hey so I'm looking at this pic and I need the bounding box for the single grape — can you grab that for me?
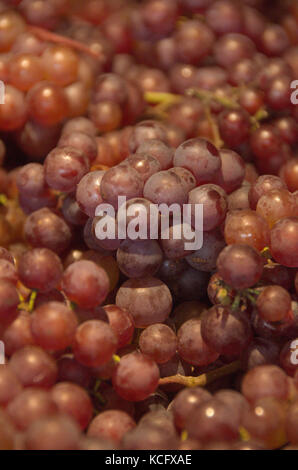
[116,277,172,328]
[51,382,93,430]
[117,239,163,279]
[87,410,136,444]
[270,217,298,268]
[31,302,78,351]
[112,352,160,402]
[62,260,109,309]
[174,138,221,185]
[25,414,81,450]
[73,320,117,368]
[178,318,220,366]
[44,146,89,193]
[201,305,252,356]
[217,244,264,289]
[18,248,63,293]
[224,209,270,251]
[188,184,227,231]
[144,170,187,206]
[9,346,58,389]
[139,324,177,364]
[24,208,72,254]
[7,388,57,431]
[241,365,290,403]
[256,285,292,323]
[186,398,239,443]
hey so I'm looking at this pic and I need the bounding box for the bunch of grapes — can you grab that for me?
[0,0,296,451]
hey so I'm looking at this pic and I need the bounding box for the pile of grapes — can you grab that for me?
[0,0,296,451]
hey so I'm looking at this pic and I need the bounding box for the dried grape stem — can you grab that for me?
[28,26,102,60]
[159,360,241,387]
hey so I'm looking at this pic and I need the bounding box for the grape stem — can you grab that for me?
[28,26,102,60]
[158,360,241,387]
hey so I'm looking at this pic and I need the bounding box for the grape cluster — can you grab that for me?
[0,0,296,452]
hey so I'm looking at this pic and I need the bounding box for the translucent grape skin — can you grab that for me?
[62,260,110,309]
[201,306,252,356]
[16,163,46,198]
[24,208,72,255]
[73,320,117,368]
[249,175,287,210]
[188,184,228,231]
[241,365,290,403]
[256,189,295,229]
[178,318,219,367]
[112,352,160,402]
[31,302,78,351]
[51,382,93,430]
[144,171,187,206]
[18,248,63,293]
[103,305,134,349]
[256,285,292,323]
[76,170,105,217]
[224,209,270,251]
[186,398,239,444]
[214,389,249,427]
[0,85,28,131]
[0,259,18,284]
[100,165,143,210]
[9,346,58,389]
[25,414,81,451]
[241,397,287,449]
[2,311,35,356]
[171,387,212,431]
[215,149,245,194]
[168,167,196,193]
[44,146,89,193]
[87,410,136,444]
[116,277,172,328]
[58,131,97,164]
[62,117,97,138]
[42,45,79,87]
[205,0,244,35]
[9,53,44,91]
[129,121,168,154]
[174,19,215,65]
[173,138,221,185]
[270,217,298,268]
[135,139,173,170]
[217,244,264,289]
[0,366,23,407]
[121,153,161,184]
[139,324,177,364]
[122,423,176,450]
[27,81,69,127]
[7,388,57,431]
[117,239,163,279]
